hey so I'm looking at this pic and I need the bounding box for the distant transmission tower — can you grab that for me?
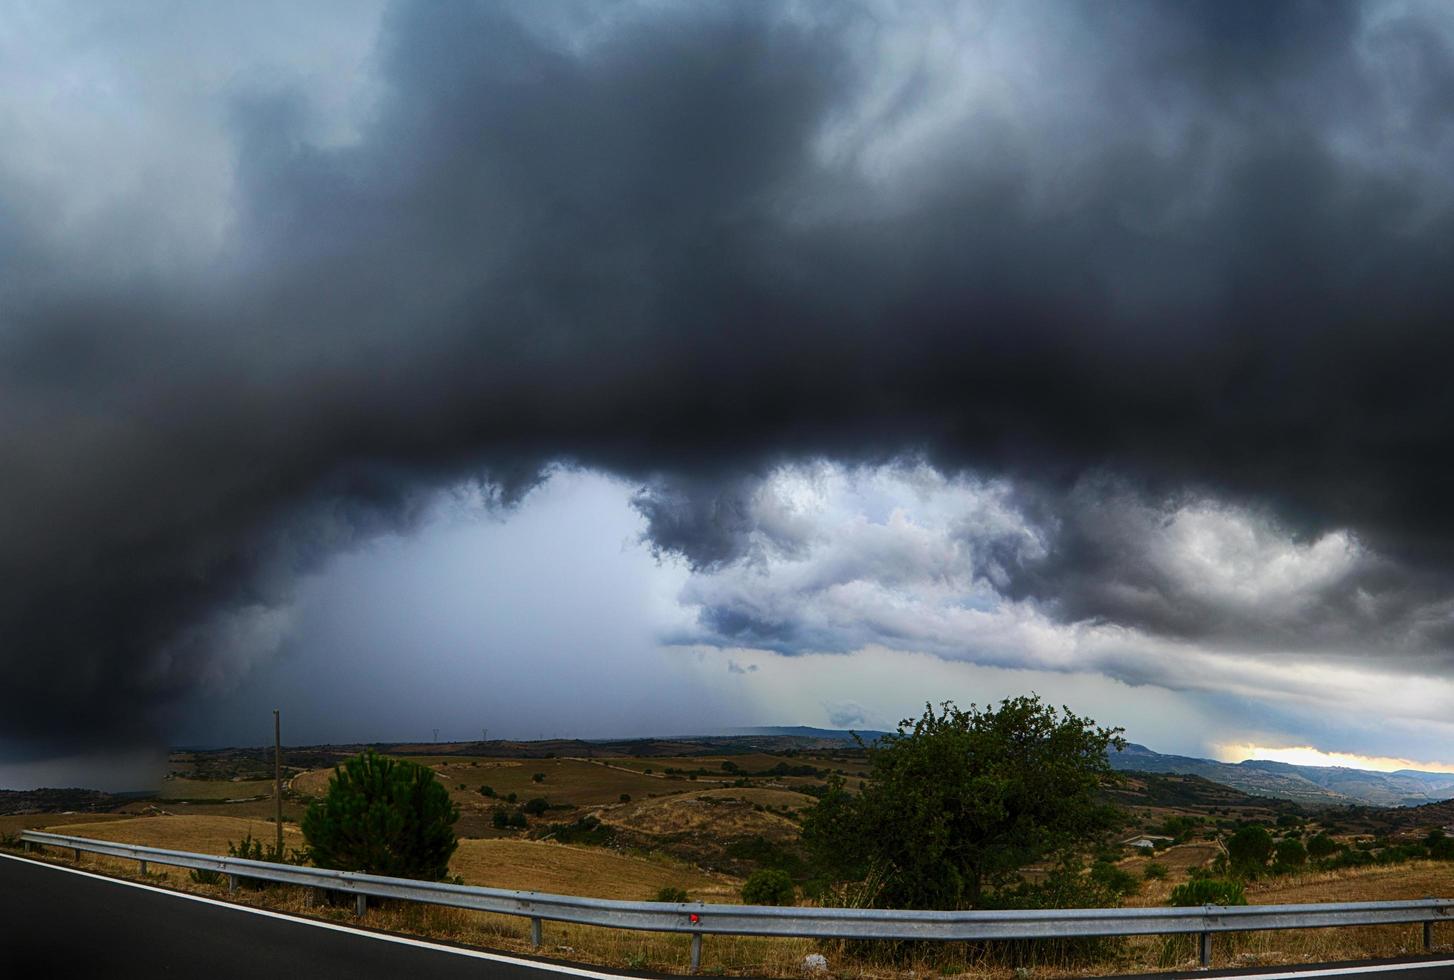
[433,728,439,743]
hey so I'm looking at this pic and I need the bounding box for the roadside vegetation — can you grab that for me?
[7,708,1454,976]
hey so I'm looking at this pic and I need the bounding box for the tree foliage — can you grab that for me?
[801,696,1125,909]
[302,750,459,880]
[741,869,797,906]
[1274,837,1307,869]
[1226,825,1274,876]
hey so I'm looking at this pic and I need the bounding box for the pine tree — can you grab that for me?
[302,750,459,880]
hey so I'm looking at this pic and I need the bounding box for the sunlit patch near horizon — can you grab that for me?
[1215,743,1454,775]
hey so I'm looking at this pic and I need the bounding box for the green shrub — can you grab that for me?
[1226,825,1273,876]
[1143,862,1169,881]
[1426,831,1454,861]
[1169,877,1246,907]
[532,773,546,783]
[619,794,631,803]
[1089,860,1139,896]
[302,750,459,880]
[228,831,306,865]
[479,785,496,798]
[984,861,1126,964]
[655,886,690,903]
[523,797,550,816]
[223,832,308,890]
[189,868,223,885]
[1274,838,1307,870]
[1306,833,1338,860]
[543,815,611,846]
[741,869,796,906]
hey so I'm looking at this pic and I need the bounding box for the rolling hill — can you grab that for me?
[1109,742,1454,807]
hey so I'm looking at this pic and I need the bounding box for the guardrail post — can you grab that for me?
[1425,919,1434,952]
[227,874,238,894]
[1199,930,1211,968]
[73,847,80,862]
[355,894,367,918]
[138,860,147,876]
[690,932,702,974]
[530,917,542,948]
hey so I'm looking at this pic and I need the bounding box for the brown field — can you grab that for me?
[602,753,790,774]
[291,768,340,797]
[155,777,276,801]
[450,838,738,901]
[44,814,303,856]
[600,788,810,842]
[1119,841,1222,876]
[117,797,310,823]
[1252,861,1454,904]
[294,757,676,812]
[0,812,133,836]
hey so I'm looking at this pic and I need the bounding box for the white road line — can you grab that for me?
[1161,958,1454,980]
[0,852,634,979]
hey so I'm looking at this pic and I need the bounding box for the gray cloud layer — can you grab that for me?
[4,1,1454,757]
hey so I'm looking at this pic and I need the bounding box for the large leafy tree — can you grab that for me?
[302,750,459,880]
[802,696,1125,909]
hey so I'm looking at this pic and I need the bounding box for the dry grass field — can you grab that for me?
[450,838,738,901]
[115,796,310,823]
[1118,841,1222,876]
[0,812,132,836]
[599,788,810,842]
[294,756,675,813]
[603,753,790,774]
[155,776,275,801]
[44,814,304,856]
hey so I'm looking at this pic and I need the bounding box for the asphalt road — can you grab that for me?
[4,852,1454,980]
[1101,954,1454,979]
[0,852,647,979]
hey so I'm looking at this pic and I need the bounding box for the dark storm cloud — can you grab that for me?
[5,0,1454,756]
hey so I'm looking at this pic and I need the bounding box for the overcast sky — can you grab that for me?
[6,1,1454,789]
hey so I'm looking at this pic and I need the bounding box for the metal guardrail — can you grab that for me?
[18,830,1454,972]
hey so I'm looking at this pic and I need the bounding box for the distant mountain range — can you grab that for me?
[720,726,890,742]
[1109,743,1454,808]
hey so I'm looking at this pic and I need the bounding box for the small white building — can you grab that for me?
[1124,835,1174,851]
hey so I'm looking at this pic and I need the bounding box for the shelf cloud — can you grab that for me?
[4,1,1454,763]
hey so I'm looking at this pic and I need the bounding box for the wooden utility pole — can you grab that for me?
[273,709,283,858]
